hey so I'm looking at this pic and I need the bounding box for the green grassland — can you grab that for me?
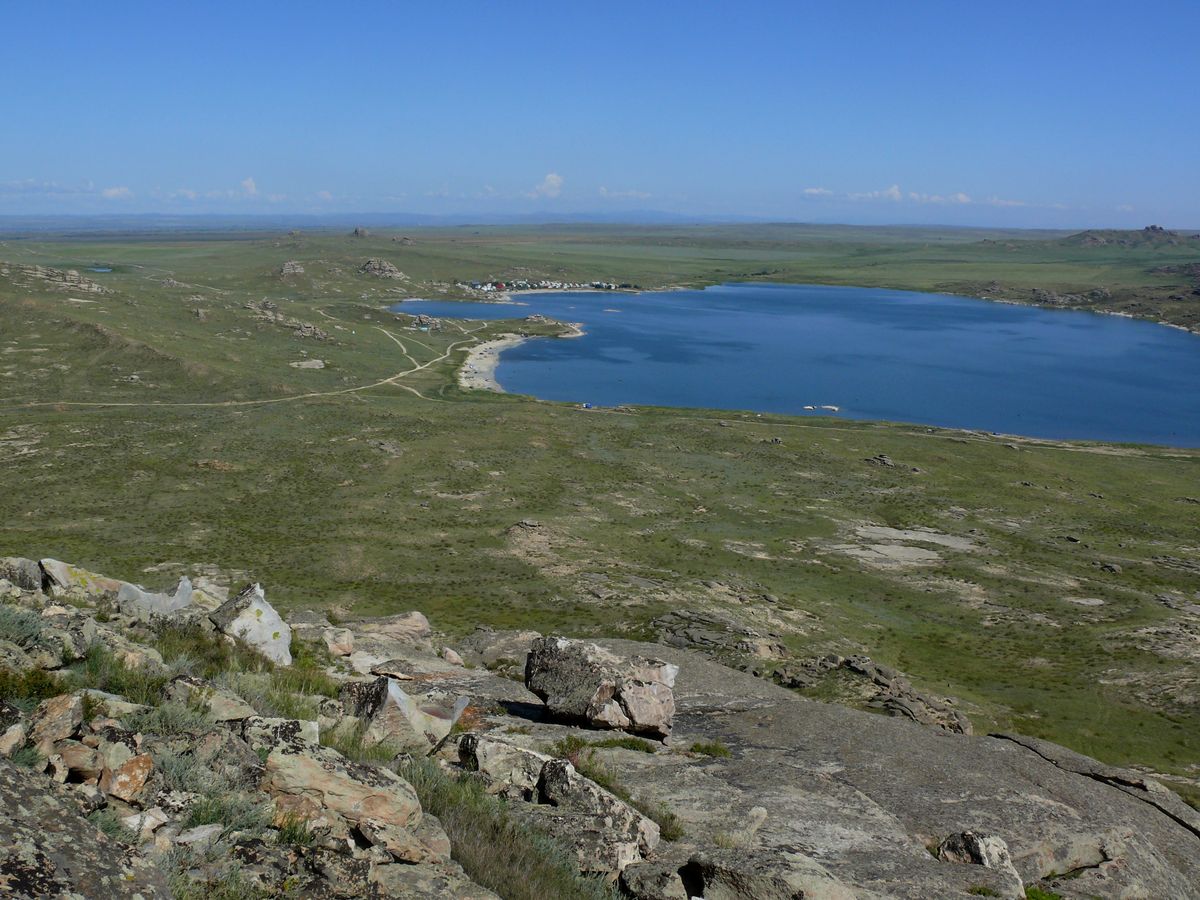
[1,224,1198,790]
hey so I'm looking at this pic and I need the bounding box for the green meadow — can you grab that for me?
[1,223,1198,792]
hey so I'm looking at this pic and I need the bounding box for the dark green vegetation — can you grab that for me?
[2,224,1198,793]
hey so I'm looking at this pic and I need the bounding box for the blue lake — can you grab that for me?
[395,283,1200,446]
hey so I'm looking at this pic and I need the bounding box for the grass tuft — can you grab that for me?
[398,757,617,900]
[689,740,732,758]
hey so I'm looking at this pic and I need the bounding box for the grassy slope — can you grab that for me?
[1,225,1198,782]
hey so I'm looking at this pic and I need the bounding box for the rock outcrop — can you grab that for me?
[359,258,405,279]
[525,636,678,738]
[2,557,1199,899]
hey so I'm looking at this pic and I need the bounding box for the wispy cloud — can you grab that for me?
[529,172,563,198]
[170,188,198,201]
[983,196,1026,208]
[315,190,333,201]
[101,186,132,199]
[599,186,651,200]
[0,179,95,196]
[849,184,903,202]
[240,177,258,197]
[908,190,971,205]
[802,187,833,196]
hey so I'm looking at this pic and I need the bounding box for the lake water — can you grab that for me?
[394,283,1200,446]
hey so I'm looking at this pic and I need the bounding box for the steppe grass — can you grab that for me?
[399,757,618,900]
[1,225,1198,783]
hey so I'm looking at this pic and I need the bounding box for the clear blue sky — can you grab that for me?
[3,1,1197,227]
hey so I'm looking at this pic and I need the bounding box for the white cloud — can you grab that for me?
[171,188,198,201]
[266,193,287,203]
[802,187,833,196]
[316,190,333,201]
[850,184,903,202]
[599,186,651,200]
[1116,203,1134,212]
[908,190,972,205]
[983,196,1026,208]
[101,186,132,199]
[240,177,258,196]
[530,172,563,198]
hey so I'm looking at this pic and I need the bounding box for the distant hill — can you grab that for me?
[1061,224,1200,248]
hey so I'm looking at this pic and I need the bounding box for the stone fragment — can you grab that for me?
[525,637,677,738]
[209,583,293,665]
[937,831,1024,898]
[259,742,432,862]
[30,693,83,752]
[323,626,354,657]
[441,647,464,666]
[174,823,224,848]
[0,723,27,757]
[103,752,155,803]
[458,733,552,801]
[122,806,170,838]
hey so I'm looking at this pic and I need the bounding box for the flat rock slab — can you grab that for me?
[0,759,170,898]
[592,638,1200,900]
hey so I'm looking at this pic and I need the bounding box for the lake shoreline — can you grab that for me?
[459,322,585,392]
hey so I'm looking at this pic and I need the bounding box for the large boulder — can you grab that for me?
[259,739,442,863]
[525,637,678,738]
[209,583,292,665]
[39,558,125,597]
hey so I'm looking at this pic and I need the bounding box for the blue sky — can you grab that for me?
[3,1,1197,227]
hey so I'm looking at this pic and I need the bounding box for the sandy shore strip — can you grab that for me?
[459,323,586,392]
[458,334,528,392]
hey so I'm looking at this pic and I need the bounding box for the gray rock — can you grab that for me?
[209,583,292,665]
[117,576,193,618]
[680,849,856,900]
[458,732,551,801]
[525,636,678,738]
[0,759,170,897]
[0,557,43,592]
[937,831,1023,898]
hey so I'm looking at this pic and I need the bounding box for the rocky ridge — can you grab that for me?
[0,555,1198,899]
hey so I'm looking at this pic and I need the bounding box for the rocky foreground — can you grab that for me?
[0,557,1198,899]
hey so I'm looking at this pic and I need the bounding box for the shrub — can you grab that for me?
[0,604,45,648]
[274,813,315,848]
[66,645,167,706]
[9,745,44,768]
[154,624,272,680]
[0,667,63,710]
[124,701,211,735]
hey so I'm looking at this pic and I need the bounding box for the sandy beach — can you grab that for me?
[459,324,585,392]
[458,334,528,391]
